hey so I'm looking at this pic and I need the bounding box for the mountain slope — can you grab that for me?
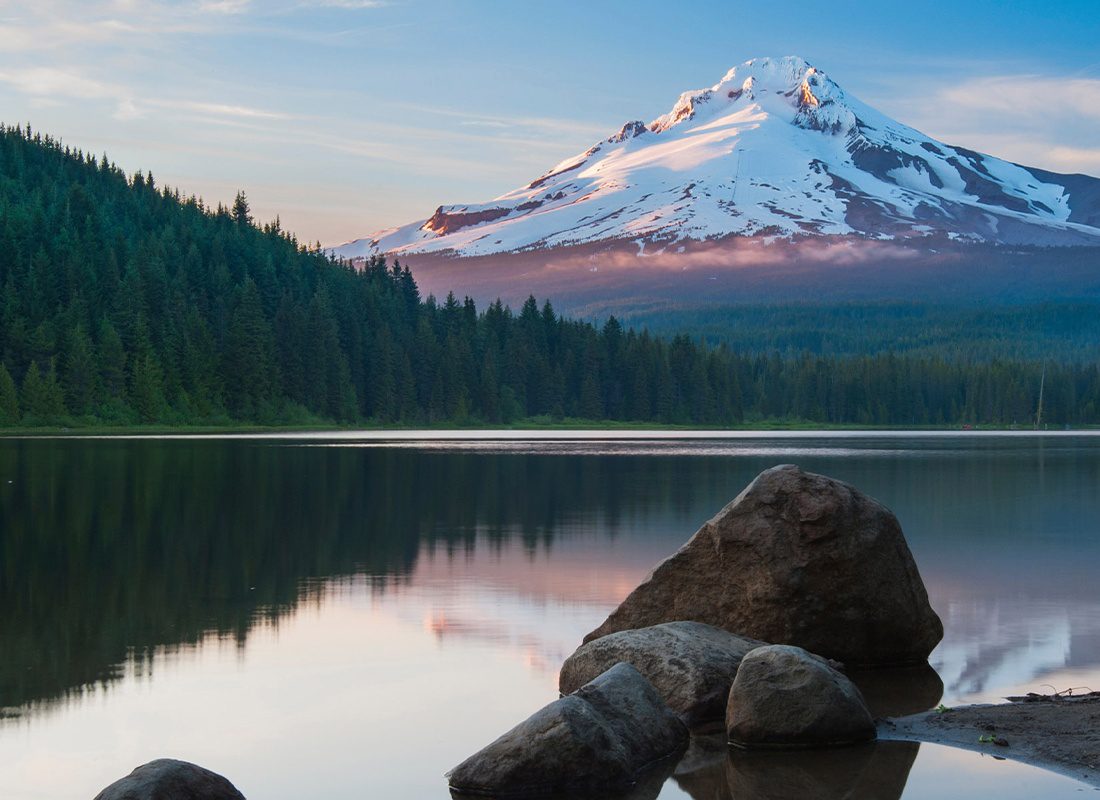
[336,56,1100,259]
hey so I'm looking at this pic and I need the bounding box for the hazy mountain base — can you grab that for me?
[394,237,1100,315]
[394,238,1100,361]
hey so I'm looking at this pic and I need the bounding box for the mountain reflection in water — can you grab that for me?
[1,434,1099,799]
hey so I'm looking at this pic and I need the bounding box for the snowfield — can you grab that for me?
[335,56,1100,260]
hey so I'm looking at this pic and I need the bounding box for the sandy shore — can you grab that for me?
[880,693,1100,788]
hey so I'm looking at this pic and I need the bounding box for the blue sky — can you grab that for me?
[1,0,1098,244]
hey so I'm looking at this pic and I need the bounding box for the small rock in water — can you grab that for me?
[726,644,876,748]
[584,465,943,667]
[92,759,245,800]
[560,621,766,728]
[448,662,688,797]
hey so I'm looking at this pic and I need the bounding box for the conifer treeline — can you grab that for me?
[1,123,1098,428]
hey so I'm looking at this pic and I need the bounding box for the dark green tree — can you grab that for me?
[0,363,19,425]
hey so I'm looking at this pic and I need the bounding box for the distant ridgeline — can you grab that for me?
[0,124,1098,428]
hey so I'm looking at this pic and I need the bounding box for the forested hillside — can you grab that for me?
[1,124,1098,428]
[614,301,1100,361]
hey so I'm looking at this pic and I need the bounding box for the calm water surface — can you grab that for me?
[1,432,1098,799]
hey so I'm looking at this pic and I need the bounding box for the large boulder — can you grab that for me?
[448,662,688,797]
[559,621,766,728]
[93,759,245,800]
[584,465,943,666]
[725,645,876,748]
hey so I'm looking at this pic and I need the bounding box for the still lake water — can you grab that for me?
[1,432,1099,799]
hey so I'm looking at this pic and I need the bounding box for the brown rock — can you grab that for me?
[559,621,766,728]
[584,465,942,667]
[726,645,876,748]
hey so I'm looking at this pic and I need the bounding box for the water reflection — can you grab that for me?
[3,435,1100,714]
[673,737,919,800]
[1,434,1099,798]
[848,665,945,718]
[663,737,1094,800]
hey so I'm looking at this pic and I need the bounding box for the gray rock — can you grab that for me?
[92,759,245,800]
[584,465,943,667]
[447,662,688,797]
[726,645,876,748]
[560,621,766,728]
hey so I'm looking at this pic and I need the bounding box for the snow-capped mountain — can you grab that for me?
[335,56,1100,260]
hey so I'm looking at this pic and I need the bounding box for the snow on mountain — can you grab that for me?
[335,56,1100,259]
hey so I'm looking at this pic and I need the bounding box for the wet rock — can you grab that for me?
[93,759,245,800]
[450,755,677,800]
[447,663,688,797]
[560,621,766,728]
[584,465,943,666]
[726,645,876,748]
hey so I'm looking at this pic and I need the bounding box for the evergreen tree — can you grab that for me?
[63,324,98,415]
[223,279,276,416]
[131,352,166,423]
[21,361,67,423]
[231,191,252,226]
[97,318,127,402]
[0,363,18,425]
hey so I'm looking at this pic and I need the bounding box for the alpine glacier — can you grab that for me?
[335,56,1100,259]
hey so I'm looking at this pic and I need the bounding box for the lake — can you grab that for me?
[1,432,1099,799]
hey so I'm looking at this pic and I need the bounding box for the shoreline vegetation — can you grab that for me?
[2,420,1099,437]
[4,126,1100,434]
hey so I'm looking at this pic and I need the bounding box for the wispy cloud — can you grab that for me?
[0,67,124,100]
[0,3,221,51]
[400,102,612,141]
[174,101,290,120]
[874,71,1100,177]
[299,0,387,7]
[0,66,291,124]
[458,120,511,129]
[937,75,1100,122]
[0,0,390,54]
[1046,146,1100,171]
[197,0,251,13]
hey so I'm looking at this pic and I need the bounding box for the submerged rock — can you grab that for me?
[447,662,688,797]
[560,621,766,728]
[584,465,943,666]
[726,645,876,748]
[92,759,245,800]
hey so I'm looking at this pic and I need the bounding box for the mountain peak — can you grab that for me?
[334,56,1100,259]
[719,55,817,87]
[649,55,853,135]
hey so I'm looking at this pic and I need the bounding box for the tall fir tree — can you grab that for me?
[0,363,19,425]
